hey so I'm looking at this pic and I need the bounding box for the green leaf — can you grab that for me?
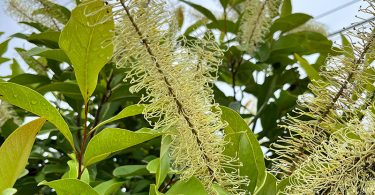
[156,135,172,188]
[94,179,124,195]
[36,82,82,99]
[113,165,149,177]
[2,188,17,195]
[27,47,70,63]
[15,48,47,75]
[294,53,322,81]
[165,177,207,195]
[62,159,90,184]
[255,172,277,195]
[270,13,312,33]
[39,179,99,195]
[8,74,50,86]
[271,32,332,55]
[206,20,238,33]
[91,104,145,132]
[219,0,229,8]
[149,184,160,195]
[0,118,46,191]
[276,177,290,195]
[280,0,292,17]
[32,1,71,24]
[146,158,159,174]
[59,1,114,102]
[180,0,217,22]
[184,19,208,35]
[0,82,75,149]
[0,39,10,56]
[10,59,24,76]
[19,22,50,32]
[212,185,230,195]
[0,57,9,64]
[341,34,355,59]
[220,106,266,193]
[84,128,160,166]
[28,32,60,48]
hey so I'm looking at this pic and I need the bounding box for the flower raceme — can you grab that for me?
[81,0,248,193]
[0,101,20,128]
[238,0,280,54]
[4,0,69,30]
[272,0,375,193]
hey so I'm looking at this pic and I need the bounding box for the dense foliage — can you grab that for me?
[0,0,374,194]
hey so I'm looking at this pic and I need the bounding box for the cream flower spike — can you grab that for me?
[238,0,280,54]
[272,0,375,193]
[4,0,66,30]
[85,0,249,193]
[0,101,20,128]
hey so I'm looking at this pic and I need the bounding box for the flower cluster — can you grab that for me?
[4,0,68,30]
[0,101,20,129]
[86,0,249,193]
[238,0,280,53]
[272,1,375,193]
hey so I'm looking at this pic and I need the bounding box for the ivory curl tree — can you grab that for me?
[0,0,374,194]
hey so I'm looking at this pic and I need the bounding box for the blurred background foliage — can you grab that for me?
[0,0,336,194]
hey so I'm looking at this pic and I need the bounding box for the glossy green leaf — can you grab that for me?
[255,172,277,195]
[84,128,160,166]
[32,1,71,24]
[39,179,99,195]
[341,34,355,59]
[219,0,229,8]
[0,39,10,56]
[15,48,47,75]
[28,32,60,48]
[36,82,82,99]
[165,177,207,195]
[0,118,46,191]
[270,13,312,33]
[91,104,145,132]
[146,158,159,174]
[207,20,238,33]
[272,32,332,55]
[27,47,70,63]
[180,0,217,22]
[156,135,172,188]
[280,0,292,17]
[10,59,24,76]
[220,106,266,193]
[0,57,9,64]
[212,185,230,195]
[149,184,160,195]
[1,188,17,195]
[94,179,124,195]
[8,74,50,85]
[184,19,208,35]
[276,177,290,195]
[62,159,90,184]
[0,82,75,149]
[59,1,114,102]
[19,22,50,32]
[113,165,149,177]
[294,53,322,81]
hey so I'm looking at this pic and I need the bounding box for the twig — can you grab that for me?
[77,102,89,179]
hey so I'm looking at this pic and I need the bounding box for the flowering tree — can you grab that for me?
[0,0,374,194]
